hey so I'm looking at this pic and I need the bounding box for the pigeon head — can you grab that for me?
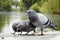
[27,10,37,17]
[16,25,23,32]
[27,10,38,22]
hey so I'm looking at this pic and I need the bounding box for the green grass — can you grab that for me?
[0,13,10,32]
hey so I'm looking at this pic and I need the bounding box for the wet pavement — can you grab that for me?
[0,31,60,40]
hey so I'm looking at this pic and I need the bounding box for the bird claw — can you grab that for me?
[41,34,44,35]
[32,32,36,35]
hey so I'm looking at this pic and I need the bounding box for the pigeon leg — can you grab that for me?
[20,31,22,34]
[32,29,36,35]
[41,29,43,35]
[34,29,35,33]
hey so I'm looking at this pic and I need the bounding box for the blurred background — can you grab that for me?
[0,0,60,33]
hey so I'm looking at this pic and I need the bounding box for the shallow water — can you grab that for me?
[0,12,24,33]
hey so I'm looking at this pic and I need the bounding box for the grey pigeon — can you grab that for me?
[27,10,57,35]
[12,20,36,35]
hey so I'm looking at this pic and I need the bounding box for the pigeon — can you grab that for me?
[12,20,36,35]
[27,10,57,35]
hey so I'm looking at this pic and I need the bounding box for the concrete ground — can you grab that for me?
[0,31,60,40]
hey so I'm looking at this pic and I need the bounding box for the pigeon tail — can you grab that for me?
[49,23,57,30]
